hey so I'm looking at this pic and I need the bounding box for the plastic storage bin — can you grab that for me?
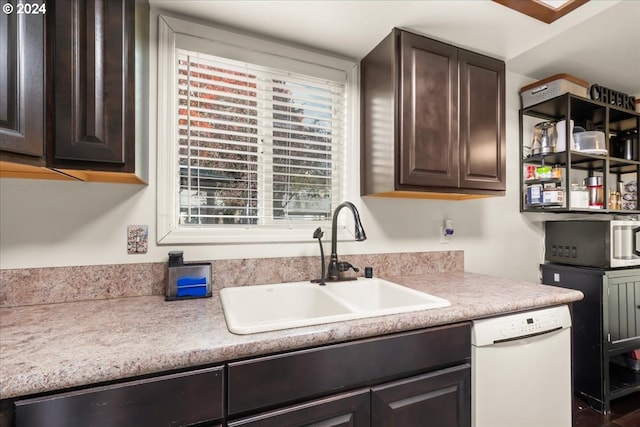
[520,74,588,108]
[573,131,606,154]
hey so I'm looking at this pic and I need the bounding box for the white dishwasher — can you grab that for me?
[472,305,572,427]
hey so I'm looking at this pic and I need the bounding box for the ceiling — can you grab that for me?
[148,0,640,96]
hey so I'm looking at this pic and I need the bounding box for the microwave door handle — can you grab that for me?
[634,227,640,256]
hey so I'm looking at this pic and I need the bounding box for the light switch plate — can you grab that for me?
[128,225,148,254]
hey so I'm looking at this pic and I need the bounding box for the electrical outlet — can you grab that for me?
[439,225,449,244]
[440,219,454,244]
[127,225,148,254]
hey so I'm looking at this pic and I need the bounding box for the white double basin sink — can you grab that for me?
[219,278,450,334]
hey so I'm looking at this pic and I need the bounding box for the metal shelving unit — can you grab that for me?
[520,93,640,214]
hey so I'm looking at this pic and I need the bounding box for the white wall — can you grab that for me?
[0,6,549,285]
[0,69,547,282]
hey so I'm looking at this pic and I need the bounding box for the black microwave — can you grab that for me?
[545,220,640,268]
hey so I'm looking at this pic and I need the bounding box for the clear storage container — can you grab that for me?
[574,131,606,154]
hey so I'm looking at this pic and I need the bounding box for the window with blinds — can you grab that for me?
[176,50,346,227]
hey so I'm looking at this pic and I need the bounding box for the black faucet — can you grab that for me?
[312,201,366,284]
[328,201,366,280]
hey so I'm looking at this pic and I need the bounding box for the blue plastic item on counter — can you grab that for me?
[177,276,207,287]
[175,276,208,297]
[176,285,208,298]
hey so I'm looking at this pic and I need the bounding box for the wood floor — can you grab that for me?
[574,392,640,427]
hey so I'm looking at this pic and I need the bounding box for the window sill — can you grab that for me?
[157,225,354,245]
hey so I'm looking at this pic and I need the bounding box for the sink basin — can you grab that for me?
[325,279,450,314]
[220,278,450,334]
[219,282,356,334]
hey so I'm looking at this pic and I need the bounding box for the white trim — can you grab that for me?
[345,62,361,202]
[158,15,353,81]
[159,225,355,245]
[157,16,178,242]
[156,14,357,244]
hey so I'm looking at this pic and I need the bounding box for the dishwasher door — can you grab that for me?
[472,306,572,427]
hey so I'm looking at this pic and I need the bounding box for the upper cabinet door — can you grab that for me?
[398,31,459,189]
[458,50,505,191]
[49,0,134,171]
[0,2,45,161]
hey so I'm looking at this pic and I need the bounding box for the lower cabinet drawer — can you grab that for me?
[14,366,224,427]
[228,323,470,416]
[228,389,371,427]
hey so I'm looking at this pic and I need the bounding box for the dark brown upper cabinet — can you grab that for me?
[0,2,61,179]
[0,3,45,160]
[48,0,134,170]
[361,28,505,199]
[0,0,147,184]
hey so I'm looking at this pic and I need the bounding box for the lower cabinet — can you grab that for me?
[542,264,640,413]
[3,323,471,427]
[228,323,471,427]
[371,364,470,426]
[13,366,224,427]
[228,363,470,427]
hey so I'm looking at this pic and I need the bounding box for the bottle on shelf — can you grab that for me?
[586,176,604,209]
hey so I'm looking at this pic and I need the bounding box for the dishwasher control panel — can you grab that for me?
[471,305,572,346]
[497,312,560,340]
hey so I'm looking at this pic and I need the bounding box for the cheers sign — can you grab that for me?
[590,84,636,111]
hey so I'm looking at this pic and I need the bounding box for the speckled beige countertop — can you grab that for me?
[0,272,583,400]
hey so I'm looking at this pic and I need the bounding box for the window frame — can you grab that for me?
[156,15,358,244]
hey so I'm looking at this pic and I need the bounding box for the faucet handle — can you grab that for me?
[338,262,360,273]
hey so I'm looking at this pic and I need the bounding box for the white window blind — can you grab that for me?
[176,50,346,227]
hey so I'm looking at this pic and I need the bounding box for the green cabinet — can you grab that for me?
[542,264,640,412]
